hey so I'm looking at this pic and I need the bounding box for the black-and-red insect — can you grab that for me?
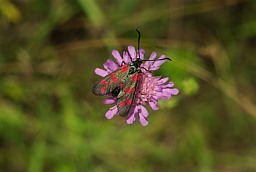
[92,30,171,117]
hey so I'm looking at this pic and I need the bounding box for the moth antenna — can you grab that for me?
[141,57,172,62]
[141,66,150,72]
[136,29,141,60]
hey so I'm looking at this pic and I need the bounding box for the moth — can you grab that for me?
[92,30,171,117]
[92,58,143,117]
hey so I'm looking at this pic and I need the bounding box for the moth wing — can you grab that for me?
[92,64,129,95]
[92,73,116,95]
[116,73,140,117]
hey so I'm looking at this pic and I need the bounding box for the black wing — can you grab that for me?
[92,64,130,95]
[116,72,140,117]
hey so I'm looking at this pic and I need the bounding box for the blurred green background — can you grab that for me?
[1,0,256,171]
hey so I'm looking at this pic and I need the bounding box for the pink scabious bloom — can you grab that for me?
[94,46,179,126]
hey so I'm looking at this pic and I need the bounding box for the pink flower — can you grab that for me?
[94,46,179,126]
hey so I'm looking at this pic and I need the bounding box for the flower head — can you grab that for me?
[94,46,179,126]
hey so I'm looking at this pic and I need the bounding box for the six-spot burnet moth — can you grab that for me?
[92,30,171,117]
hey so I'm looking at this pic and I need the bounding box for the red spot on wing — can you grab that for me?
[112,78,117,83]
[101,80,107,85]
[126,99,132,105]
[118,82,124,87]
[101,86,106,93]
[111,73,117,83]
[125,88,130,93]
[119,101,126,107]
[132,73,139,82]
[121,64,128,73]
[124,87,135,93]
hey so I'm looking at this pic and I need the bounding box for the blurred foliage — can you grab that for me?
[0,0,21,23]
[1,0,256,171]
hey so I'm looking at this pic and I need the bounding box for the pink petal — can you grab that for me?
[138,49,145,60]
[149,101,159,110]
[144,51,157,69]
[105,106,118,119]
[163,82,174,87]
[127,105,138,123]
[155,91,163,97]
[112,50,123,65]
[162,88,179,98]
[171,88,179,95]
[126,114,136,124]
[153,96,159,100]
[139,113,148,126]
[103,97,116,104]
[149,51,157,60]
[95,68,108,77]
[133,105,139,114]
[161,91,171,99]
[154,86,162,92]
[151,55,167,70]
[103,59,118,71]
[158,77,169,84]
[128,46,136,61]
[140,105,149,117]
[123,51,130,63]
[154,76,161,81]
